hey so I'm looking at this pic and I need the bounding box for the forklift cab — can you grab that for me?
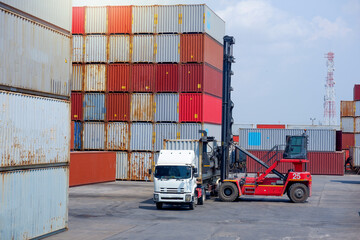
[283,135,308,160]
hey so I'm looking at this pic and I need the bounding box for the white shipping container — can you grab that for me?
[72,35,84,62]
[130,123,153,151]
[156,5,179,33]
[132,35,154,62]
[85,35,107,63]
[83,122,105,150]
[84,64,106,91]
[132,6,155,33]
[154,123,178,151]
[0,10,71,97]
[179,123,202,139]
[1,0,72,31]
[109,35,130,62]
[72,65,83,91]
[0,91,70,167]
[116,152,129,180]
[0,167,69,240]
[155,34,180,63]
[85,6,107,34]
[107,122,129,150]
[341,117,354,133]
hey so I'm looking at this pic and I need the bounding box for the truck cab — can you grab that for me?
[153,150,200,210]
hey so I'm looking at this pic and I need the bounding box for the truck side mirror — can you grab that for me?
[148,169,152,175]
[193,168,198,174]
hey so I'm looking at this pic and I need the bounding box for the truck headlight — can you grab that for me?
[153,194,159,201]
[185,194,191,202]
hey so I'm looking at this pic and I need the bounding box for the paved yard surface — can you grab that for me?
[48,175,360,240]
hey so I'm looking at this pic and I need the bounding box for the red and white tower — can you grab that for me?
[324,52,336,125]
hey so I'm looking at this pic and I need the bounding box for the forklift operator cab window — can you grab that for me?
[283,135,307,159]
[154,166,192,180]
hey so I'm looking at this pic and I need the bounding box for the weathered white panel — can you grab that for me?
[156,5,179,33]
[83,122,105,150]
[155,34,180,63]
[107,122,129,150]
[109,35,130,62]
[132,35,154,62]
[72,35,84,62]
[85,35,107,63]
[72,64,83,91]
[84,64,106,91]
[132,6,155,33]
[85,6,107,34]
[116,152,129,180]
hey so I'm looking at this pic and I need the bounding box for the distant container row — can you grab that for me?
[72,5,225,44]
[71,92,221,123]
[72,63,222,97]
[71,121,221,151]
[72,34,222,69]
[341,133,360,149]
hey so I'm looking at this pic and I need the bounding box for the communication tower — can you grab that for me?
[324,52,336,125]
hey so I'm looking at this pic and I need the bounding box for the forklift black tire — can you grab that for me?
[156,202,163,209]
[198,192,206,205]
[288,183,309,203]
[219,182,239,202]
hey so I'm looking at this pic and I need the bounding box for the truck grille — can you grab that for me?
[160,188,184,193]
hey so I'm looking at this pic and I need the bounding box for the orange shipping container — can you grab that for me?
[180,34,223,71]
[340,101,355,117]
[108,6,132,34]
[69,152,116,187]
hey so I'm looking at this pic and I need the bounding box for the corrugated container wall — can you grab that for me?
[156,5,179,33]
[179,123,202,139]
[132,6,155,33]
[85,35,107,63]
[85,6,107,34]
[154,93,179,122]
[341,117,354,133]
[354,84,360,101]
[130,123,153,151]
[0,167,69,240]
[131,64,155,92]
[84,64,106,91]
[129,152,153,181]
[72,35,84,62]
[83,93,106,121]
[203,123,221,142]
[109,35,130,62]
[0,10,71,97]
[108,6,132,34]
[107,93,130,121]
[131,93,154,122]
[71,92,83,121]
[350,147,360,166]
[340,101,355,117]
[355,134,360,147]
[342,133,354,149]
[354,117,360,133]
[154,123,178,151]
[2,0,72,31]
[108,64,130,92]
[355,101,360,116]
[155,34,180,63]
[0,91,70,167]
[116,152,129,179]
[132,35,154,62]
[72,64,83,91]
[106,122,129,150]
[155,64,179,92]
[83,122,105,150]
[72,7,85,34]
[73,122,82,150]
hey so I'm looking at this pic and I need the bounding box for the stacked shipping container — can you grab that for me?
[71,4,225,181]
[0,0,71,239]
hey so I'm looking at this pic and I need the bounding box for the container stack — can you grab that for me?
[0,1,71,239]
[70,5,225,181]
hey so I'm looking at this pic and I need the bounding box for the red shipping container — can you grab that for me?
[179,93,222,124]
[106,93,130,121]
[108,64,130,92]
[233,136,239,142]
[70,152,116,187]
[108,6,132,34]
[257,124,286,129]
[155,64,179,92]
[246,151,345,175]
[72,7,85,34]
[180,63,222,98]
[131,64,155,92]
[180,34,223,71]
[71,92,83,121]
[354,84,360,101]
[71,121,74,150]
[342,133,354,149]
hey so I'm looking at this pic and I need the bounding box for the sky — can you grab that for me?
[73,0,360,125]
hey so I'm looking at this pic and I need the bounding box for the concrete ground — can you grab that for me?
[48,175,360,240]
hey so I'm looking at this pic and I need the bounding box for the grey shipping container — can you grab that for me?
[155,34,180,63]
[355,134,360,147]
[132,6,155,33]
[356,101,360,117]
[109,35,131,62]
[179,123,202,139]
[83,93,106,121]
[132,35,154,62]
[0,167,69,240]
[72,35,84,62]
[129,152,153,181]
[154,123,178,151]
[116,152,129,180]
[203,123,221,141]
[341,117,354,133]
[349,147,360,167]
[154,93,179,122]
[156,5,179,33]
[85,6,107,34]
[130,123,153,151]
[131,93,154,122]
[0,91,70,167]
[83,122,105,150]
[85,35,107,63]
[72,64,83,91]
[107,122,129,150]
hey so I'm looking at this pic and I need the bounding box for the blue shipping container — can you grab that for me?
[83,93,106,120]
[74,122,82,150]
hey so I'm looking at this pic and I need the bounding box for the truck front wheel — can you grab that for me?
[219,182,239,202]
[288,183,309,203]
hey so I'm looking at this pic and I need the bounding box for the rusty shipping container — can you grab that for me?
[106,93,130,121]
[132,6,155,33]
[131,64,155,92]
[85,35,107,63]
[154,123,178,151]
[85,6,107,34]
[180,34,223,71]
[72,7,85,34]
[72,35,84,63]
[354,84,360,101]
[83,122,105,150]
[108,6,132,34]
[109,35,131,62]
[132,35,154,62]
[156,5,179,33]
[130,123,153,151]
[116,151,129,180]
[72,64,83,91]
[130,93,154,122]
[129,152,153,181]
[84,64,106,92]
[154,93,179,122]
[155,34,180,63]
[83,93,106,121]
[70,152,116,186]
[108,64,130,92]
[71,92,83,121]
[155,64,179,92]
[106,122,129,151]
[179,93,222,124]
[0,91,70,167]
[340,101,355,117]
[0,167,69,240]
[342,133,354,149]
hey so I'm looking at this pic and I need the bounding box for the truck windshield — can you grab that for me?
[154,166,192,179]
